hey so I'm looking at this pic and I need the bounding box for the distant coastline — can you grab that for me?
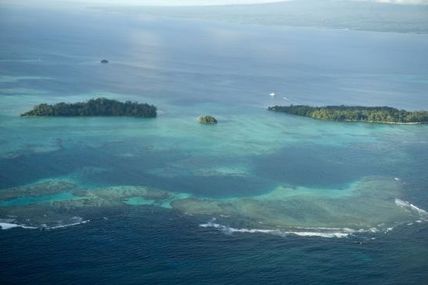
[268,105,428,124]
[21,98,157,118]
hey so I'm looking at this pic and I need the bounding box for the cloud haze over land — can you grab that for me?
[2,0,427,34]
[2,0,428,7]
[0,0,288,6]
[373,0,428,3]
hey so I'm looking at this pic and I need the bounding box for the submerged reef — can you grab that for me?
[199,115,218,125]
[21,98,157,118]
[268,105,428,124]
[0,180,181,228]
[171,177,427,230]
[0,177,426,236]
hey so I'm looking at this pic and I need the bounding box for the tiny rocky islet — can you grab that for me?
[198,115,218,125]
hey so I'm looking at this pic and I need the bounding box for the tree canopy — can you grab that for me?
[268,105,428,124]
[21,98,157,118]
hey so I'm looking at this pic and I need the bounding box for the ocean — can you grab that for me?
[1,3,428,284]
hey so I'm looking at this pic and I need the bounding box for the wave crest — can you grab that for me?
[0,217,90,230]
[200,220,354,238]
[395,198,428,217]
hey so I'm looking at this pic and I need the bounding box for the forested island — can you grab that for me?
[268,105,428,124]
[21,98,157,118]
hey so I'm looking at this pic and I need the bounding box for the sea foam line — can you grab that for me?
[42,219,90,230]
[395,198,428,217]
[0,222,37,230]
[200,220,353,238]
[0,217,90,230]
[200,199,428,238]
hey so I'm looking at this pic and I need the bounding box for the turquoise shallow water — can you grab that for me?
[1,4,428,284]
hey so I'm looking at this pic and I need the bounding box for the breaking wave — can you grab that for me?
[200,219,355,238]
[395,198,428,218]
[0,222,37,230]
[199,199,428,240]
[0,217,90,231]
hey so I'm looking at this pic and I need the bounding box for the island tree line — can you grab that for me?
[21,98,157,118]
[268,105,428,124]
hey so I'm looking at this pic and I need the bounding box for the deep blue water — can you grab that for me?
[1,209,428,285]
[1,4,428,285]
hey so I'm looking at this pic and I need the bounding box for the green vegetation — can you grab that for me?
[21,98,157,118]
[199,115,218,125]
[268,105,428,124]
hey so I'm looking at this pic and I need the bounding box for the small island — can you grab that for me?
[21,98,157,118]
[199,115,218,125]
[100,59,109,64]
[268,105,428,124]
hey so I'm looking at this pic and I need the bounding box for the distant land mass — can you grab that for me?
[109,0,428,34]
[268,105,428,124]
[21,98,157,118]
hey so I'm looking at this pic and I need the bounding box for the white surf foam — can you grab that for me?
[200,220,353,238]
[288,231,350,238]
[42,217,90,230]
[0,217,90,230]
[0,222,37,230]
[45,220,90,229]
[395,198,428,217]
